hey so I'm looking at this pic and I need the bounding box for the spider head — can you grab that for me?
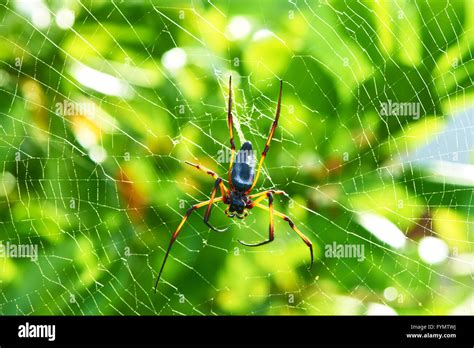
[226,192,250,219]
[225,206,249,219]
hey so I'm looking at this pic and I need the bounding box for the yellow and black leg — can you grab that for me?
[203,178,228,232]
[247,80,283,193]
[238,191,275,247]
[185,161,228,198]
[238,189,314,268]
[154,196,224,291]
[249,189,287,204]
[227,76,236,189]
[253,201,314,269]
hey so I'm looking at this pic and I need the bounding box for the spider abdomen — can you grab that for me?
[231,141,255,192]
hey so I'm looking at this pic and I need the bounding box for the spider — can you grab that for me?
[154,77,313,291]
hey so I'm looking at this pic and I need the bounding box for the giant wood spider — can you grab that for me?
[155,77,313,291]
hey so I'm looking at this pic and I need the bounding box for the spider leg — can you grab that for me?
[238,191,274,247]
[185,161,228,197]
[154,196,224,292]
[227,76,236,189]
[249,189,287,204]
[237,190,287,244]
[242,201,314,269]
[203,178,229,233]
[246,80,283,194]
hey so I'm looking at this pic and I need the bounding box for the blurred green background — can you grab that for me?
[0,0,473,315]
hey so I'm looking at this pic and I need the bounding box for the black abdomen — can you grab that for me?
[231,141,255,192]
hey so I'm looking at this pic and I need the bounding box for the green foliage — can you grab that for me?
[0,0,473,315]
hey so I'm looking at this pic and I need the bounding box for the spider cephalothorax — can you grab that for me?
[154,77,313,291]
[225,191,252,219]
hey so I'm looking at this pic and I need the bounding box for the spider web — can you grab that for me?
[0,0,473,315]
